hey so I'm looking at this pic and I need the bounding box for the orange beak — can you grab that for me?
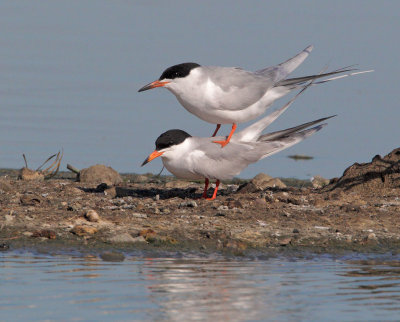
[141,150,164,166]
[138,80,170,92]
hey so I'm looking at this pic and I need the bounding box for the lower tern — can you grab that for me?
[139,45,371,147]
[142,87,334,200]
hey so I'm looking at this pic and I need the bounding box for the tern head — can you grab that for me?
[141,129,191,166]
[138,63,200,92]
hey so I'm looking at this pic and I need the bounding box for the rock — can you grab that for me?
[22,231,33,237]
[18,168,44,181]
[179,200,198,208]
[108,233,144,243]
[20,194,41,206]
[100,251,125,262]
[32,229,56,239]
[251,173,273,186]
[236,182,260,193]
[225,199,244,208]
[5,215,14,222]
[78,164,122,185]
[311,175,330,188]
[139,229,157,241]
[131,212,147,218]
[292,228,300,234]
[367,232,378,241]
[165,180,193,188]
[70,225,98,236]
[85,209,100,222]
[326,148,400,192]
[251,173,287,189]
[279,237,292,246]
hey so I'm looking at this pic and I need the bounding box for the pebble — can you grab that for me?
[292,228,300,234]
[367,232,378,241]
[5,215,14,222]
[85,209,100,222]
[70,225,98,236]
[131,212,147,218]
[179,200,198,208]
[279,237,292,246]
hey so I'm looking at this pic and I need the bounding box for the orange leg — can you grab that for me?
[201,178,209,199]
[213,123,237,148]
[206,180,220,200]
[211,124,221,137]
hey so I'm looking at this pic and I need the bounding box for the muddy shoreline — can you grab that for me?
[1,148,400,256]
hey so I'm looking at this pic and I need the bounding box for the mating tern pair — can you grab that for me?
[139,46,372,199]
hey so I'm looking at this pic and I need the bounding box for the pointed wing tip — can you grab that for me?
[305,45,314,53]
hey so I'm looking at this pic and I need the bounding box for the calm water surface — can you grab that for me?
[1,251,400,321]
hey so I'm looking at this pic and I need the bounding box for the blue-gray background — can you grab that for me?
[0,1,398,179]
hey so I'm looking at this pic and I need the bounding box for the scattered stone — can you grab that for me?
[70,225,98,236]
[32,229,56,239]
[293,228,300,234]
[100,251,125,262]
[85,209,100,222]
[5,215,14,222]
[225,199,244,208]
[217,205,229,211]
[78,164,122,185]
[154,194,160,201]
[251,173,287,189]
[20,195,41,206]
[311,175,330,188]
[22,231,33,237]
[131,212,147,218]
[179,200,198,208]
[314,226,330,230]
[279,237,292,246]
[366,232,378,241]
[236,182,259,193]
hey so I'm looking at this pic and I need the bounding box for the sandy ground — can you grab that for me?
[1,148,400,255]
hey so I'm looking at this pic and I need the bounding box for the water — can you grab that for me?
[1,1,399,179]
[1,251,400,321]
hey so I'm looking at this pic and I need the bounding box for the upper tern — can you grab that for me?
[142,86,334,200]
[139,45,371,147]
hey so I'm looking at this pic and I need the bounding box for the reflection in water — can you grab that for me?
[1,252,400,321]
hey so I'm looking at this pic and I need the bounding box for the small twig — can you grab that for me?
[23,154,28,168]
[67,163,80,174]
[36,153,57,171]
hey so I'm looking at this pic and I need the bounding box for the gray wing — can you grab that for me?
[201,45,312,111]
[203,66,273,111]
[188,137,263,180]
[255,45,313,83]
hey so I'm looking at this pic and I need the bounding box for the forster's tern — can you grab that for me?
[139,45,371,147]
[142,87,334,200]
